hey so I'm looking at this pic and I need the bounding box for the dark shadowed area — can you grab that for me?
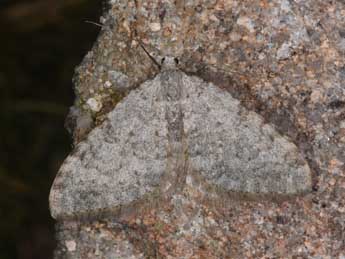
[0,1,102,258]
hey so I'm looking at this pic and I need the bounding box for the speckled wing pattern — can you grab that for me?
[49,76,170,219]
[181,74,312,194]
[49,67,312,220]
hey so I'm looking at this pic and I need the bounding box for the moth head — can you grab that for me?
[161,56,179,71]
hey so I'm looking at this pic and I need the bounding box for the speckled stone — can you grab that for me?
[53,0,345,258]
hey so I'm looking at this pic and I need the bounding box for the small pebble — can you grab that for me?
[65,240,77,252]
[105,81,112,88]
[149,22,161,32]
[86,98,102,112]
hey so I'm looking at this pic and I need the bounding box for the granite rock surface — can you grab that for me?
[52,0,345,258]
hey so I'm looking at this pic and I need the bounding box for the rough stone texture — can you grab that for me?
[51,0,345,258]
[50,63,311,220]
[53,221,145,259]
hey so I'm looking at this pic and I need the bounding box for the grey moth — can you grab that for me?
[49,57,312,220]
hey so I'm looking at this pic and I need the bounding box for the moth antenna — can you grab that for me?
[198,62,249,78]
[84,20,103,28]
[137,40,161,70]
[131,8,160,70]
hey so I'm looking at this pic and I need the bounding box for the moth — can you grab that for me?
[49,57,312,220]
